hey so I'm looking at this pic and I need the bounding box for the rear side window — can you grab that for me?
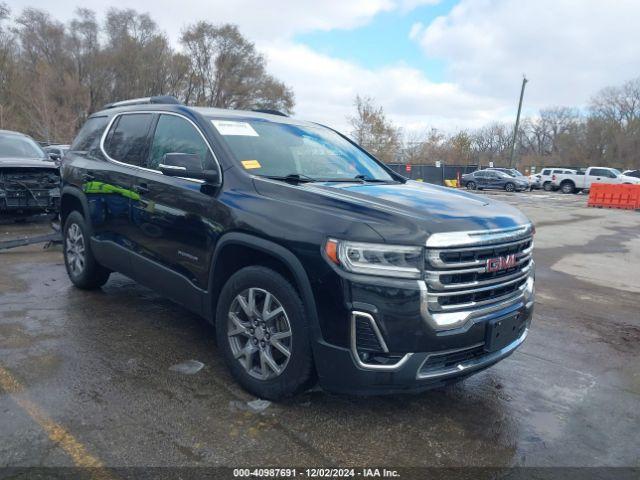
[148,114,212,170]
[104,113,154,167]
[589,168,609,177]
[70,116,108,153]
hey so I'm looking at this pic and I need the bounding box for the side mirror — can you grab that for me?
[48,152,60,161]
[159,153,202,177]
[158,153,220,186]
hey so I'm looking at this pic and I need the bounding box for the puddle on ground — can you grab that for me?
[169,359,204,375]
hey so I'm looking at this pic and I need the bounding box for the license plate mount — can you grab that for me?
[484,314,524,352]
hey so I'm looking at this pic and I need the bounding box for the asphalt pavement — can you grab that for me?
[0,191,638,472]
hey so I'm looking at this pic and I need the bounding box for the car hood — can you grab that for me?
[0,157,58,169]
[254,178,531,244]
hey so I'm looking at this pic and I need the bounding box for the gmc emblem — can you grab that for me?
[486,254,517,273]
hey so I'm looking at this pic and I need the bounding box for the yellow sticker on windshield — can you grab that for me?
[241,160,262,170]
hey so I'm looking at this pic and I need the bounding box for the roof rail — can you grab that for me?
[252,109,289,117]
[103,95,182,110]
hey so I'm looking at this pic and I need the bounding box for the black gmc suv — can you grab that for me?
[61,96,535,399]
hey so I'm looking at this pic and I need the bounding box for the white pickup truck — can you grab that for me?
[552,167,640,194]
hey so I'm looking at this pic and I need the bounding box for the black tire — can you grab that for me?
[504,182,515,192]
[215,266,315,400]
[466,181,477,190]
[543,182,553,192]
[560,182,575,194]
[63,211,110,289]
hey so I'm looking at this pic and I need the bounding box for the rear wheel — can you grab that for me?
[63,211,110,289]
[466,181,477,190]
[561,182,575,194]
[216,266,315,400]
[505,182,515,192]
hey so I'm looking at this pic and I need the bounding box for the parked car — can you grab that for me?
[528,174,542,190]
[487,167,523,177]
[551,166,640,194]
[61,96,535,399]
[622,169,640,178]
[43,144,70,165]
[0,129,61,217]
[487,167,530,188]
[461,169,530,192]
[537,168,577,191]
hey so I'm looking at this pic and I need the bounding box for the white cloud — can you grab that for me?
[261,42,504,134]
[413,0,640,110]
[408,22,424,40]
[9,0,397,42]
[10,0,639,133]
[398,0,441,14]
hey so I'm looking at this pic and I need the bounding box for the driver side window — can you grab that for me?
[148,115,212,170]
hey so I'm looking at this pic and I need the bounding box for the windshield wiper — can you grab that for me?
[353,175,390,183]
[265,173,317,183]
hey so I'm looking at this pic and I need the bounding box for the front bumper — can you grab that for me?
[315,300,533,395]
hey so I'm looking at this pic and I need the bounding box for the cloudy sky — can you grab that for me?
[9,0,640,133]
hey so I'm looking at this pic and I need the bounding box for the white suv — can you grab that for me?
[538,168,576,191]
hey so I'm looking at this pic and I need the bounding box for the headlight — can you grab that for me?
[324,239,423,279]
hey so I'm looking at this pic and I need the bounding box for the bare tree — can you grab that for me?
[0,6,295,142]
[180,22,294,112]
[349,95,401,163]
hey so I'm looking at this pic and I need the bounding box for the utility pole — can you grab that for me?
[509,75,528,168]
[0,104,3,129]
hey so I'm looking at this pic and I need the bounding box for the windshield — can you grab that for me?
[0,134,45,159]
[209,118,395,182]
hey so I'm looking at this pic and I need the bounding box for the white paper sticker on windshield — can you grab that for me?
[211,120,259,136]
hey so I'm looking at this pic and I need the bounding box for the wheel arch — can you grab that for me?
[206,233,320,336]
[61,186,91,227]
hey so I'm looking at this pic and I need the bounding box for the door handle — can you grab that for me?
[134,183,150,194]
[82,173,95,182]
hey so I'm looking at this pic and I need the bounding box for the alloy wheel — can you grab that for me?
[65,223,86,276]
[227,287,292,380]
[466,181,476,190]
[505,183,515,192]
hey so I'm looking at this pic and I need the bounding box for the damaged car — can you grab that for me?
[0,130,61,218]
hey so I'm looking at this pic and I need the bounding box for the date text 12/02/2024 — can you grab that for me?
[232,468,401,478]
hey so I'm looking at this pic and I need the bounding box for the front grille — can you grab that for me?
[4,190,55,207]
[0,168,60,190]
[424,235,533,313]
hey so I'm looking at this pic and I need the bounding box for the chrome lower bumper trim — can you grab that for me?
[350,311,413,371]
[419,272,535,331]
[416,328,528,380]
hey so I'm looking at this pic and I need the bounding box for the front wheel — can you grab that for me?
[505,182,516,192]
[63,211,110,289]
[216,266,315,400]
[543,182,553,192]
[466,181,477,190]
[561,182,575,194]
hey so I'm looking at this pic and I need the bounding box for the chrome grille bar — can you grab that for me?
[420,225,535,329]
[425,260,532,290]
